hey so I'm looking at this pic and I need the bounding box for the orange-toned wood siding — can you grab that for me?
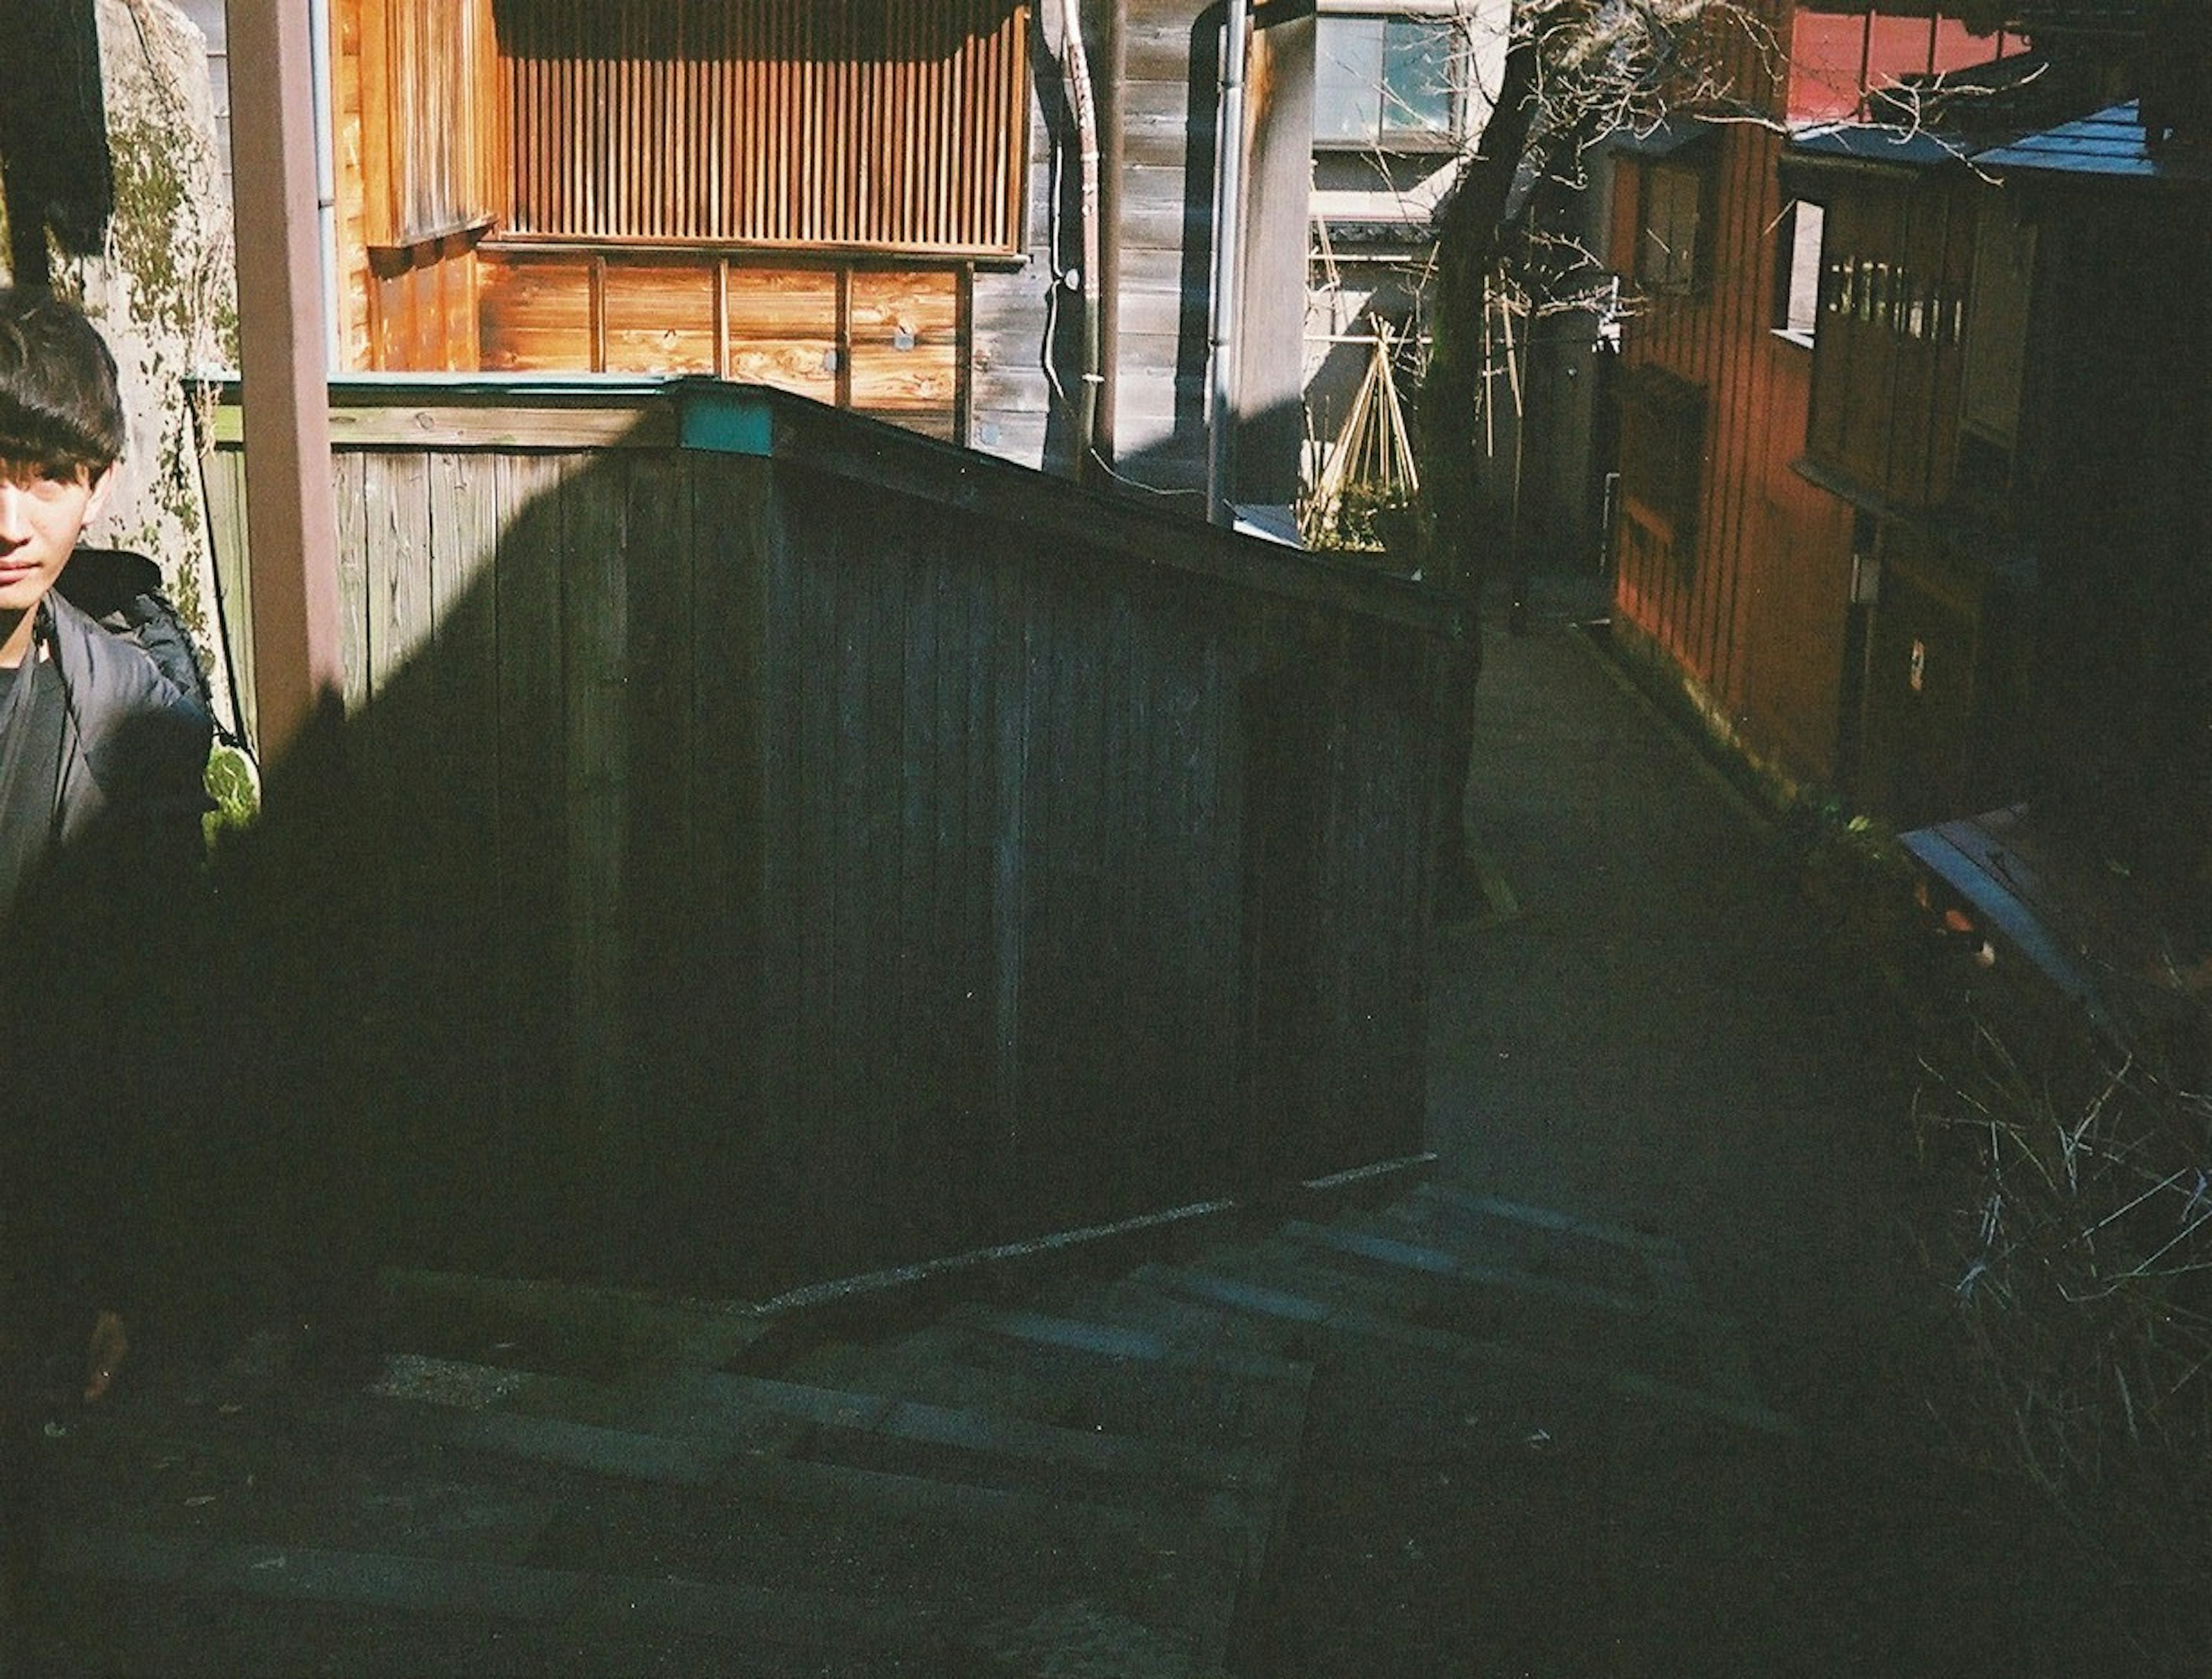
[338,0,499,370]
[372,0,498,244]
[1610,16,1858,787]
[335,0,373,368]
[479,251,969,440]
[1607,2,2009,791]
[497,0,1030,255]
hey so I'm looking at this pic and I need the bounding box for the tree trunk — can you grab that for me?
[1415,32,1540,622]
[1418,33,1539,917]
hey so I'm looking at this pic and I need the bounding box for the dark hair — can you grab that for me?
[0,288,123,475]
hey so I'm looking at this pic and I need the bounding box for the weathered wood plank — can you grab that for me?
[559,453,634,1266]
[423,448,506,1164]
[203,447,259,747]
[789,471,843,1275]
[619,449,698,1183]
[692,454,777,1286]
[603,262,719,373]
[490,451,571,1265]
[479,252,597,370]
[364,451,437,695]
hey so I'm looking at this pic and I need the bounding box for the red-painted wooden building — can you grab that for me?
[1603,2,2024,805]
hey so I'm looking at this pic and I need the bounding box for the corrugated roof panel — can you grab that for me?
[1978,100,2212,183]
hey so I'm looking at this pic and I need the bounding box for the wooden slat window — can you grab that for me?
[365,0,498,247]
[496,0,1029,255]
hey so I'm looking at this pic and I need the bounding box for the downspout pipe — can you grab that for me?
[309,0,340,369]
[1207,0,1249,526]
[1058,0,1103,478]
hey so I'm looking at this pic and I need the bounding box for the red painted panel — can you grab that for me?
[1867,14,1936,87]
[1789,12,1867,123]
[1786,10,2008,123]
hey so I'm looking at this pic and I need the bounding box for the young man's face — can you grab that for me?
[0,460,112,618]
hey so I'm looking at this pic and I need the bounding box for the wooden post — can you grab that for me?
[225,0,347,762]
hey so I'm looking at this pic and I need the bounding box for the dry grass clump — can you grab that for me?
[1917,1019,2212,1663]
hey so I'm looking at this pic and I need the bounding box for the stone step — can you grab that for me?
[1398,1182,1688,1295]
[41,1522,946,1677]
[1191,1234,1725,1394]
[1019,1270,1328,1370]
[1274,1219,1739,1353]
[809,1305,1312,1593]
[825,1313,1308,1474]
[947,1302,1309,1391]
[1134,1260,1795,1437]
[1333,1197,1695,1311]
[42,1375,1247,1678]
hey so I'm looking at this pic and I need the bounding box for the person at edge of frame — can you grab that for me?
[0,286,212,1669]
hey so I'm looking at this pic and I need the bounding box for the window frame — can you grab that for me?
[1635,154,1715,298]
[1312,13,1464,154]
[1772,198,1827,347]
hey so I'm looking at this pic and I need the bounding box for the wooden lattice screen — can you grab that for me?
[495,0,1031,254]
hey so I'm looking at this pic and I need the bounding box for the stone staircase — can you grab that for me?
[28,1168,1787,1675]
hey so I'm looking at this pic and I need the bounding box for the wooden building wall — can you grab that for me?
[203,380,1445,1292]
[973,0,1304,493]
[476,255,969,438]
[1802,173,1974,511]
[333,0,1032,456]
[1609,114,1858,789]
[1606,1,2008,794]
[336,0,501,372]
[1104,1,1215,497]
[2016,189,2212,883]
[967,22,1066,471]
[327,0,1308,501]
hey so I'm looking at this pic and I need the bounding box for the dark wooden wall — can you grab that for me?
[204,381,1444,1292]
[2018,190,2212,885]
[1802,173,1974,512]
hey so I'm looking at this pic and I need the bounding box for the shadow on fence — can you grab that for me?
[179,380,1448,1317]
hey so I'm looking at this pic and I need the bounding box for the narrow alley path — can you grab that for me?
[1244,607,2109,1677]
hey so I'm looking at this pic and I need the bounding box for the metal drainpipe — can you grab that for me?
[309,0,340,369]
[1207,0,1249,526]
[1059,0,1104,477]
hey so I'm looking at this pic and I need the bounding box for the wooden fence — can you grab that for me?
[204,379,1448,1291]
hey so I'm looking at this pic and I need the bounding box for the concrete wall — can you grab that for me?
[50,0,240,730]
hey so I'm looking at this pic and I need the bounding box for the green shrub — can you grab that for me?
[203,742,260,851]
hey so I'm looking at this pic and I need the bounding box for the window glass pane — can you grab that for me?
[1315,17,1387,143]
[1380,18,1455,137]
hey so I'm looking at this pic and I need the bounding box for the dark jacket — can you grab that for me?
[46,586,212,859]
[0,588,212,1335]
